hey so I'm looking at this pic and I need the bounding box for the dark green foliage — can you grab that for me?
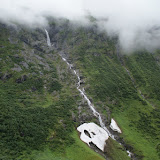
[12,76,43,94]
[137,108,160,140]
[125,52,160,100]
[0,74,75,159]
[0,23,75,159]
[0,99,74,159]
[47,21,160,159]
[48,80,62,93]
[84,55,137,101]
[48,22,137,103]
[1,20,160,160]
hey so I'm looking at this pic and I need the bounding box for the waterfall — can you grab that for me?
[45,29,132,158]
[61,57,116,139]
[45,29,51,47]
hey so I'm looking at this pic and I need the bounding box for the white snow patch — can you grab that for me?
[110,119,122,133]
[77,122,109,151]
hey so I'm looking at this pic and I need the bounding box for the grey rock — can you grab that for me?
[12,64,22,72]
[20,61,29,69]
[8,37,18,44]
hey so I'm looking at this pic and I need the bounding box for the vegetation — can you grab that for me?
[105,138,130,160]
[0,23,105,160]
[124,52,160,100]
[0,46,75,159]
[52,22,160,159]
[0,20,160,160]
[23,131,105,160]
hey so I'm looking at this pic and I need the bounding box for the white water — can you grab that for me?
[62,57,133,157]
[61,57,115,138]
[45,29,51,47]
[45,29,132,157]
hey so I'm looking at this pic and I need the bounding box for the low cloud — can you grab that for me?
[1,0,160,52]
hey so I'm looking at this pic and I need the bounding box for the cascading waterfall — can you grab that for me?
[45,29,51,47]
[44,29,113,138]
[61,57,114,139]
[45,29,132,158]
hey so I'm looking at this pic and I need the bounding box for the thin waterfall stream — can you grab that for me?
[45,29,132,158]
[45,29,51,47]
[61,57,114,139]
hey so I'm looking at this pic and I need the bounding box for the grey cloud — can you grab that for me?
[1,0,160,52]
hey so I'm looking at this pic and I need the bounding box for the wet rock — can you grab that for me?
[80,81,85,85]
[16,75,27,83]
[1,73,12,80]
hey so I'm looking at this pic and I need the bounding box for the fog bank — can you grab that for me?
[1,0,160,52]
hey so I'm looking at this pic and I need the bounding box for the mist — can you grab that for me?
[1,0,160,52]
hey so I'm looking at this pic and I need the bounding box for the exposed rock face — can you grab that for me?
[77,122,109,152]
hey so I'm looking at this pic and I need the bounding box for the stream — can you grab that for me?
[45,29,132,158]
[61,57,114,139]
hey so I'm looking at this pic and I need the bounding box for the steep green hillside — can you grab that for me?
[0,24,105,160]
[47,20,160,160]
[0,19,160,160]
[73,50,160,160]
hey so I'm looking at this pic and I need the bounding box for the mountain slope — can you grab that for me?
[0,19,160,160]
[0,23,106,160]
[47,19,160,160]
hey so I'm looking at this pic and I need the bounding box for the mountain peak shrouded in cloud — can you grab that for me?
[1,0,160,52]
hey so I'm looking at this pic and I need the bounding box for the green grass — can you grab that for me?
[63,35,160,159]
[1,20,160,160]
[23,130,131,160]
[112,100,159,160]
[23,131,105,160]
[124,52,160,101]
[65,131,105,160]
[42,93,55,108]
[105,138,130,160]
[0,25,78,159]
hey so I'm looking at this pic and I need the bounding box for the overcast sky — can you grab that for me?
[1,0,160,52]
